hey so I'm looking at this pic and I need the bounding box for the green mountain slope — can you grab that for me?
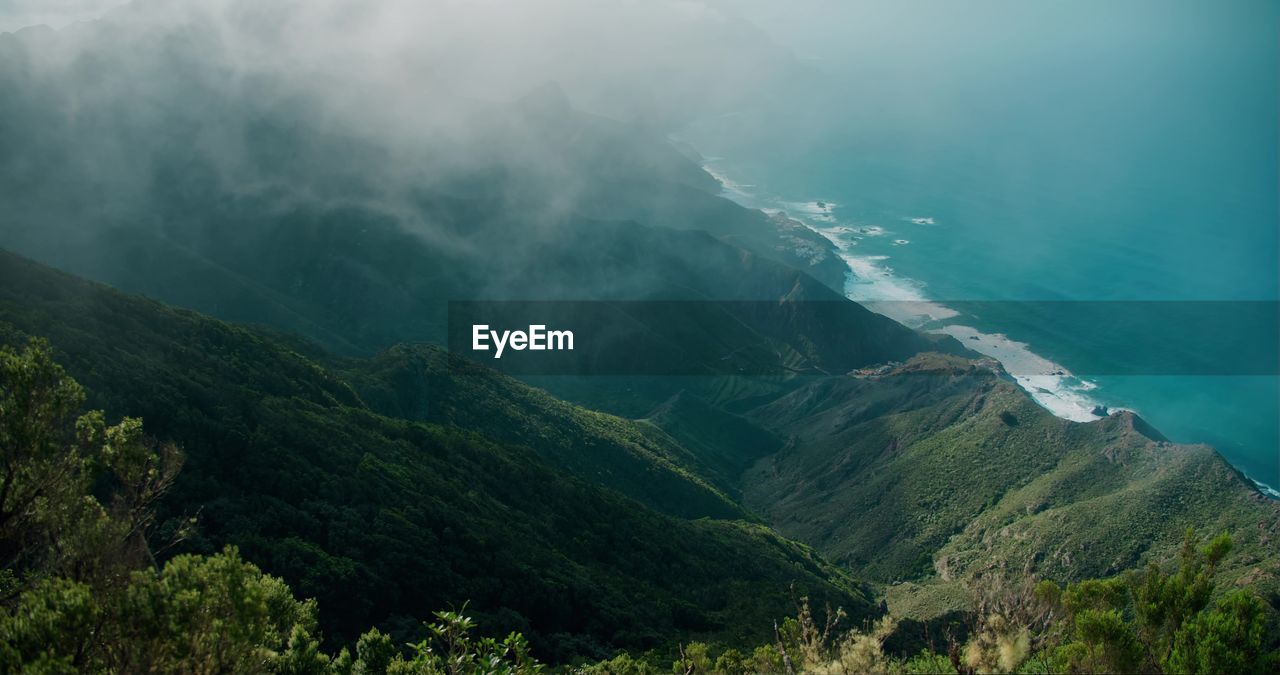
[740,354,1280,617]
[0,17,931,385]
[337,343,746,520]
[639,390,783,499]
[0,250,874,661]
[2,8,1276,673]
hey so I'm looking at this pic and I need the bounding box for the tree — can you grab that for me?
[0,547,327,673]
[0,339,547,674]
[1040,529,1277,674]
[1131,529,1231,668]
[387,605,542,675]
[712,648,747,675]
[672,642,712,674]
[0,339,181,591]
[1166,590,1273,675]
[577,651,657,675]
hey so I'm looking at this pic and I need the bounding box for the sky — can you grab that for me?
[0,0,131,32]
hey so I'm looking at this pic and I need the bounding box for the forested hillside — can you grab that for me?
[736,354,1280,618]
[4,250,1277,672]
[0,250,873,661]
[1,4,1277,672]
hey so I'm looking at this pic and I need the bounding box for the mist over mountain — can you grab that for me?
[1,0,850,350]
[0,2,1276,672]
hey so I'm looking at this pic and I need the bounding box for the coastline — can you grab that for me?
[700,158,1280,499]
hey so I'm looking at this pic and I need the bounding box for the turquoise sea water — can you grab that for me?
[680,1,1279,493]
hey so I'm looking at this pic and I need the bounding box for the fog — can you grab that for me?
[0,0,806,242]
[2,0,801,130]
[0,1,835,352]
[0,0,131,32]
[2,0,1275,306]
[2,1,1276,478]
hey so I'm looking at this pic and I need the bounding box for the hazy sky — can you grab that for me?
[0,0,132,32]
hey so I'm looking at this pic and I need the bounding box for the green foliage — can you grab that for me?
[279,623,332,675]
[903,649,957,674]
[671,642,712,674]
[1041,530,1278,674]
[3,13,1278,669]
[575,651,659,674]
[0,340,315,673]
[2,244,1276,672]
[1166,591,1273,674]
[342,345,746,521]
[885,531,1280,674]
[746,644,784,674]
[711,648,747,675]
[743,354,1280,625]
[775,594,846,668]
[956,573,1061,674]
[0,256,873,661]
[386,606,542,675]
[581,641,779,675]
[107,547,320,673]
[0,339,182,589]
[619,537,1279,675]
[354,628,396,674]
[1068,607,1142,674]
[1132,529,1229,654]
[0,576,98,674]
[0,340,546,674]
[0,547,553,675]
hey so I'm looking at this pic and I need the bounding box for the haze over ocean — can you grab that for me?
[684,0,1280,492]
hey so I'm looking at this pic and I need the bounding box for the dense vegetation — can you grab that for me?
[6,337,1271,673]
[5,251,1277,673]
[2,8,1276,673]
[0,339,546,673]
[0,252,873,662]
[336,343,748,519]
[578,530,1278,674]
[737,354,1280,619]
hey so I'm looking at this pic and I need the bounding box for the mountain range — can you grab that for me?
[0,4,1276,668]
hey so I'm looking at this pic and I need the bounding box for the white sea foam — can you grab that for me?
[823,244,960,326]
[780,199,838,222]
[700,159,1280,499]
[1250,478,1280,499]
[702,159,1113,424]
[933,325,1111,422]
[702,163,760,206]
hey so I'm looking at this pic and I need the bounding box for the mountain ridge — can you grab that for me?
[0,248,876,660]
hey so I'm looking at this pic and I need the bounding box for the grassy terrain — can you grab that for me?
[739,354,1280,619]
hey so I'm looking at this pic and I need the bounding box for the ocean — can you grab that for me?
[678,1,1279,494]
